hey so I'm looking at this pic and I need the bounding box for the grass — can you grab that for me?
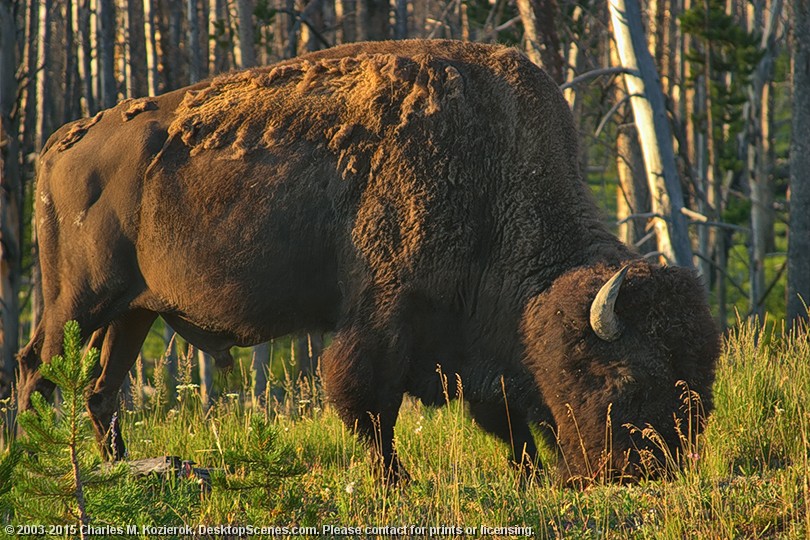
[2,318,810,539]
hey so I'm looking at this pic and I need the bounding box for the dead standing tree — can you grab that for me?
[0,0,21,394]
[788,0,810,324]
[608,0,693,268]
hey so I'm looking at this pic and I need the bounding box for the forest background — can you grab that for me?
[2,1,810,537]
[0,0,804,413]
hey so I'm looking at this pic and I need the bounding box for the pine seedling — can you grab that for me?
[215,416,305,499]
[13,321,122,535]
[0,445,20,519]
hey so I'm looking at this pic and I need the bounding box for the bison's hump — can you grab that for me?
[166,50,475,160]
[161,38,556,159]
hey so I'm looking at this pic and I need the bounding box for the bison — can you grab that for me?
[17,39,719,484]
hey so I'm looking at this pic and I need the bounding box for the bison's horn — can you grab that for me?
[589,265,630,342]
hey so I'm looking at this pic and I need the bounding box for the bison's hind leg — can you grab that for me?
[86,309,157,460]
[321,326,409,484]
[16,323,55,432]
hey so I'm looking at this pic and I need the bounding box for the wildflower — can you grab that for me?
[345,481,355,494]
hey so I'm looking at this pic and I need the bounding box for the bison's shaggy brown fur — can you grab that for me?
[17,39,719,485]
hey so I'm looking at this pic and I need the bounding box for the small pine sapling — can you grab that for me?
[13,321,122,536]
[215,416,305,499]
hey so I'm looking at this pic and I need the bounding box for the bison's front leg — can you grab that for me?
[321,326,409,484]
[86,309,157,460]
[468,401,539,477]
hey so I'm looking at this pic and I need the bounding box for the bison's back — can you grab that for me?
[38,39,619,348]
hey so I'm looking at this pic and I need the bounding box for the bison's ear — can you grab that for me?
[589,265,629,341]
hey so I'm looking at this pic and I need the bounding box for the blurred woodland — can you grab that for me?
[0,0,806,397]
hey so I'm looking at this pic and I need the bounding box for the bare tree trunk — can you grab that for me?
[37,0,54,150]
[98,0,117,108]
[562,6,583,112]
[747,0,782,320]
[0,0,21,392]
[146,0,160,95]
[361,0,389,40]
[683,0,710,282]
[251,342,269,404]
[21,0,42,340]
[336,0,356,43]
[169,0,187,87]
[236,0,256,67]
[284,0,297,58]
[322,0,336,47]
[21,0,39,162]
[394,0,407,39]
[198,0,210,78]
[617,124,655,253]
[78,0,96,113]
[608,0,693,268]
[64,0,82,122]
[302,0,324,51]
[214,0,234,73]
[515,0,563,82]
[788,0,810,324]
[515,0,542,66]
[187,0,202,82]
[128,0,149,97]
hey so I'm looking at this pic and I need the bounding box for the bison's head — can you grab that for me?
[522,260,720,484]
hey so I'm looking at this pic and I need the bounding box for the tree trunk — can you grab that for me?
[21,0,39,164]
[394,0,407,39]
[284,0,297,58]
[251,342,269,404]
[361,0,388,40]
[98,0,117,108]
[788,0,810,324]
[617,123,655,254]
[21,0,42,341]
[322,0,336,48]
[63,0,81,122]
[608,0,694,268]
[302,0,325,52]
[337,0,357,43]
[147,0,161,95]
[198,0,209,79]
[169,0,187,88]
[0,0,21,393]
[78,0,96,114]
[515,0,542,66]
[213,0,234,73]
[236,0,256,68]
[515,0,563,83]
[187,0,202,82]
[36,0,54,150]
[128,0,149,97]
[747,0,782,320]
[702,1,725,324]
